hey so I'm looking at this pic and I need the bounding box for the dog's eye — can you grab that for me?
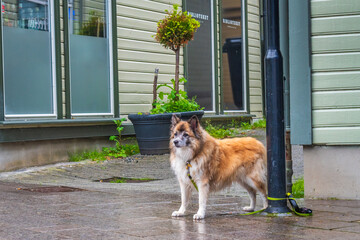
[183,133,189,137]
[174,132,178,137]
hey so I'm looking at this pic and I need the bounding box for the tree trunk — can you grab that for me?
[152,68,159,109]
[175,49,180,100]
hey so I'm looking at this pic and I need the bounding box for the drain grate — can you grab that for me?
[96,177,158,183]
[17,186,85,193]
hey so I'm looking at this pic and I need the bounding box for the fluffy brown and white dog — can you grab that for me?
[170,114,268,220]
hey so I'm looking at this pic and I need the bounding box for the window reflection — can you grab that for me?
[221,0,243,111]
[1,0,49,31]
[68,0,106,38]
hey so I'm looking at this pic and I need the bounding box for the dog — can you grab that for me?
[169,114,268,220]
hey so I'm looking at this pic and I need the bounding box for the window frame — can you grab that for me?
[64,0,117,118]
[221,0,249,114]
[0,0,59,120]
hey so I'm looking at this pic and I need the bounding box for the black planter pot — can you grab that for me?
[128,110,204,155]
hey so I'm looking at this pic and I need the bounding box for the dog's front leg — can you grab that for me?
[193,183,209,220]
[172,179,191,217]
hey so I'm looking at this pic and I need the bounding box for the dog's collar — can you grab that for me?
[186,160,198,191]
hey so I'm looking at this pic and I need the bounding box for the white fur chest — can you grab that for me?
[171,148,202,183]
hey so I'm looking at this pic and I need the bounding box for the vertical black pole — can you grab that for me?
[265,0,290,213]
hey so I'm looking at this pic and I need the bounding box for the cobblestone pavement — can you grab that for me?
[0,131,359,239]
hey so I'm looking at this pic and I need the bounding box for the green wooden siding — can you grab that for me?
[311,0,360,145]
[117,0,182,114]
[248,0,263,117]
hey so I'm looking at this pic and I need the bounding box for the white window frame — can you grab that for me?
[3,0,57,120]
[69,0,114,118]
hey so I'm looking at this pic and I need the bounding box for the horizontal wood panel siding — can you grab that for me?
[248,0,263,117]
[311,0,360,144]
[117,0,182,114]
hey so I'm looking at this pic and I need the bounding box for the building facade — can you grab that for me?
[289,0,360,199]
[0,0,263,171]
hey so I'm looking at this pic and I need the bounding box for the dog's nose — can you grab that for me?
[173,140,179,145]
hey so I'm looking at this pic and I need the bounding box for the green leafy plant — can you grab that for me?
[292,178,304,198]
[252,119,266,129]
[69,119,139,162]
[155,5,200,98]
[204,121,235,139]
[240,119,267,130]
[151,77,203,114]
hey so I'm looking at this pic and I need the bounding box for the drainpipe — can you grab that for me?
[279,0,293,194]
[264,0,290,214]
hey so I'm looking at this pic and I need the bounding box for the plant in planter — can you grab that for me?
[128,5,203,155]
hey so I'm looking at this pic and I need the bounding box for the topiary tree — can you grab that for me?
[154,4,200,99]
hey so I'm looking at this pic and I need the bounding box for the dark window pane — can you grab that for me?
[186,0,214,111]
[221,0,244,111]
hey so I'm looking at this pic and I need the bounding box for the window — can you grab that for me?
[186,0,247,113]
[1,0,56,118]
[221,0,245,111]
[186,0,215,112]
[67,0,113,116]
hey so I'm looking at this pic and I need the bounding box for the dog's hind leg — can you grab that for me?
[172,179,192,217]
[240,181,257,212]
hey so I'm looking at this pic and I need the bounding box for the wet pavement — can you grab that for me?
[0,153,360,239]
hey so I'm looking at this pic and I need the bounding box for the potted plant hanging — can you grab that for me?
[128,5,203,155]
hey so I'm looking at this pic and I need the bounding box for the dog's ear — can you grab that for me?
[188,115,199,133]
[171,114,181,127]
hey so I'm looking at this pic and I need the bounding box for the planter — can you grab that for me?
[128,110,204,155]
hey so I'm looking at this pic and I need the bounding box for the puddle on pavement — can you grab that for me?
[17,186,85,193]
[95,177,159,183]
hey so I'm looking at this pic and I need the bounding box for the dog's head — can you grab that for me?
[170,114,201,148]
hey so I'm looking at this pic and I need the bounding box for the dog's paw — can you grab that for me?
[172,211,185,217]
[242,206,255,212]
[193,213,205,220]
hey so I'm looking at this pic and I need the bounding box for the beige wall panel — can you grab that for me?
[250,95,262,104]
[117,5,166,22]
[311,0,360,17]
[120,104,152,114]
[119,82,174,94]
[118,0,180,13]
[248,38,260,48]
[312,90,360,110]
[118,71,176,84]
[248,21,260,32]
[249,79,261,88]
[312,34,360,53]
[117,16,157,32]
[117,27,154,42]
[118,60,182,75]
[249,46,261,56]
[119,93,153,104]
[313,109,360,127]
[249,88,262,96]
[118,49,183,65]
[118,38,175,55]
[249,55,260,64]
[312,52,360,71]
[312,127,360,144]
[312,15,360,35]
[312,71,360,91]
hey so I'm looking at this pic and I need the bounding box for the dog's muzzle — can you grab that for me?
[173,140,180,148]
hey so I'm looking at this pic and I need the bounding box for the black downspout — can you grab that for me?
[264,0,290,214]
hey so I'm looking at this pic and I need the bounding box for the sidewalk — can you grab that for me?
[0,153,360,239]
